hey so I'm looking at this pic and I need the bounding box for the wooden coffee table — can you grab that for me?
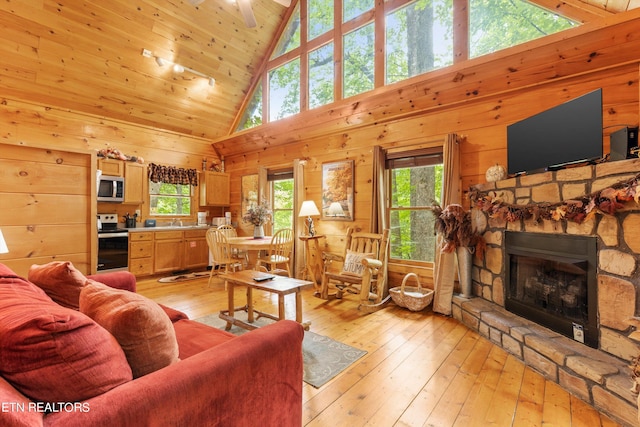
[218,270,313,331]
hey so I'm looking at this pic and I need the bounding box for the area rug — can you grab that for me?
[194,312,367,388]
[158,271,210,283]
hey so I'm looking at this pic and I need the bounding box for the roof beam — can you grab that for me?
[529,0,615,23]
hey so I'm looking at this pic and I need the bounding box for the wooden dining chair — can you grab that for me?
[216,224,248,267]
[256,228,294,277]
[206,228,243,287]
[320,227,390,312]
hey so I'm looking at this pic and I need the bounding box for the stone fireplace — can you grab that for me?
[450,158,640,426]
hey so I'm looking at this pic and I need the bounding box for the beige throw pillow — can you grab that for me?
[342,250,375,277]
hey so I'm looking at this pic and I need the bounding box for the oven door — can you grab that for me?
[97,232,129,272]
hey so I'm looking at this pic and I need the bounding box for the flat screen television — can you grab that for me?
[507,89,603,175]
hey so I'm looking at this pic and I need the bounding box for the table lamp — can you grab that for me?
[298,201,320,236]
[327,202,345,217]
[0,229,9,254]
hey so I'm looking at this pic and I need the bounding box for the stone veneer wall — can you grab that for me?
[470,158,640,364]
[454,158,640,425]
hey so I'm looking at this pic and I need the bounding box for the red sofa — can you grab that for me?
[0,265,304,427]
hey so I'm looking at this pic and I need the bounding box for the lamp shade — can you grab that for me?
[298,200,320,217]
[0,229,8,254]
[327,202,345,216]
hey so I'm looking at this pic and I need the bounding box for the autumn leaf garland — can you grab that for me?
[469,173,640,224]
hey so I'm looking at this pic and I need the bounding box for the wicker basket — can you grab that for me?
[389,273,434,312]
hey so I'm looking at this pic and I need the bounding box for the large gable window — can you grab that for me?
[386,0,453,84]
[269,59,301,121]
[308,0,333,40]
[343,23,375,98]
[236,0,578,130]
[309,43,335,108]
[469,0,576,57]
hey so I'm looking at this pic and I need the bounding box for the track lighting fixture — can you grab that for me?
[141,48,215,88]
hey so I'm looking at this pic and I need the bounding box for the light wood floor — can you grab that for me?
[137,274,623,427]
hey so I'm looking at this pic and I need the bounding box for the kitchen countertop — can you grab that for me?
[124,224,212,232]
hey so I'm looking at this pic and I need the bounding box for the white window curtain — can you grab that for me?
[432,134,461,315]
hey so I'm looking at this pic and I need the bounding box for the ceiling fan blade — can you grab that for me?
[237,0,257,28]
[272,0,291,6]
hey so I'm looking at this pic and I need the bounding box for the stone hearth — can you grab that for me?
[458,158,640,426]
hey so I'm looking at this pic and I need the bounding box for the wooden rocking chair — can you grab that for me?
[320,228,391,313]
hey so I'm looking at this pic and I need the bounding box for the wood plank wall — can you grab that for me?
[0,143,95,275]
[221,12,640,287]
[0,11,639,286]
[0,99,221,276]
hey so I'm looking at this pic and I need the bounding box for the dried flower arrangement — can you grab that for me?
[431,203,485,255]
[242,199,272,226]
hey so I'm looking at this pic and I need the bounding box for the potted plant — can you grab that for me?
[243,199,272,239]
[431,203,485,297]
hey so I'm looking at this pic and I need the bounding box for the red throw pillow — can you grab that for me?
[28,261,88,309]
[80,280,180,378]
[0,270,133,403]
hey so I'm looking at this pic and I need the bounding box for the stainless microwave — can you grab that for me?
[97,175,125,202]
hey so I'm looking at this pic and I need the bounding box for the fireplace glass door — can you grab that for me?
[505,231,597,348]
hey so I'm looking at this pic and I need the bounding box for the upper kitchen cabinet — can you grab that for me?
[123,162,145,205]
[199,171,230,206]
[97,158,124,177]
[97,158,146,205]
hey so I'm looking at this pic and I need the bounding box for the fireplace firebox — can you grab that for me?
[504,231,598,348]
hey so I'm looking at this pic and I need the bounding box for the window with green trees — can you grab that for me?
[269,59,301,121]
[469,0,575,57]
[386,0,453,84]
[149,181,192,216]
[388,150,443,262]
[271,177,294,232]
[236,0,578,131]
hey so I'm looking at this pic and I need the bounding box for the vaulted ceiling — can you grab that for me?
[0,0,635,145]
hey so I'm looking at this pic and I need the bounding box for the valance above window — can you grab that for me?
[148,163,198,186]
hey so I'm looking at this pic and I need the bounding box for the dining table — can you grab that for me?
[226,236,273,269]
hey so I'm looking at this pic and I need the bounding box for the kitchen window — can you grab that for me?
[147,163,198,216]
[149,181,192,216]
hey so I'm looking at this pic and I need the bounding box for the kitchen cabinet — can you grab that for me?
[183,229,209,270]
[97,158,124,176]
[123,162,145,204]
[153,230,184,274]
[129,232,153,276]
[199,171,230,206]
[97,159,146,205]
[129,228,210,276]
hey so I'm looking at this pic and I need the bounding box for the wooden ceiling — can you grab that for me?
[0,0,288,140]
[0,0,635,145]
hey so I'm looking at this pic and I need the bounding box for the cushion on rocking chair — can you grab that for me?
[341,250,375,277]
